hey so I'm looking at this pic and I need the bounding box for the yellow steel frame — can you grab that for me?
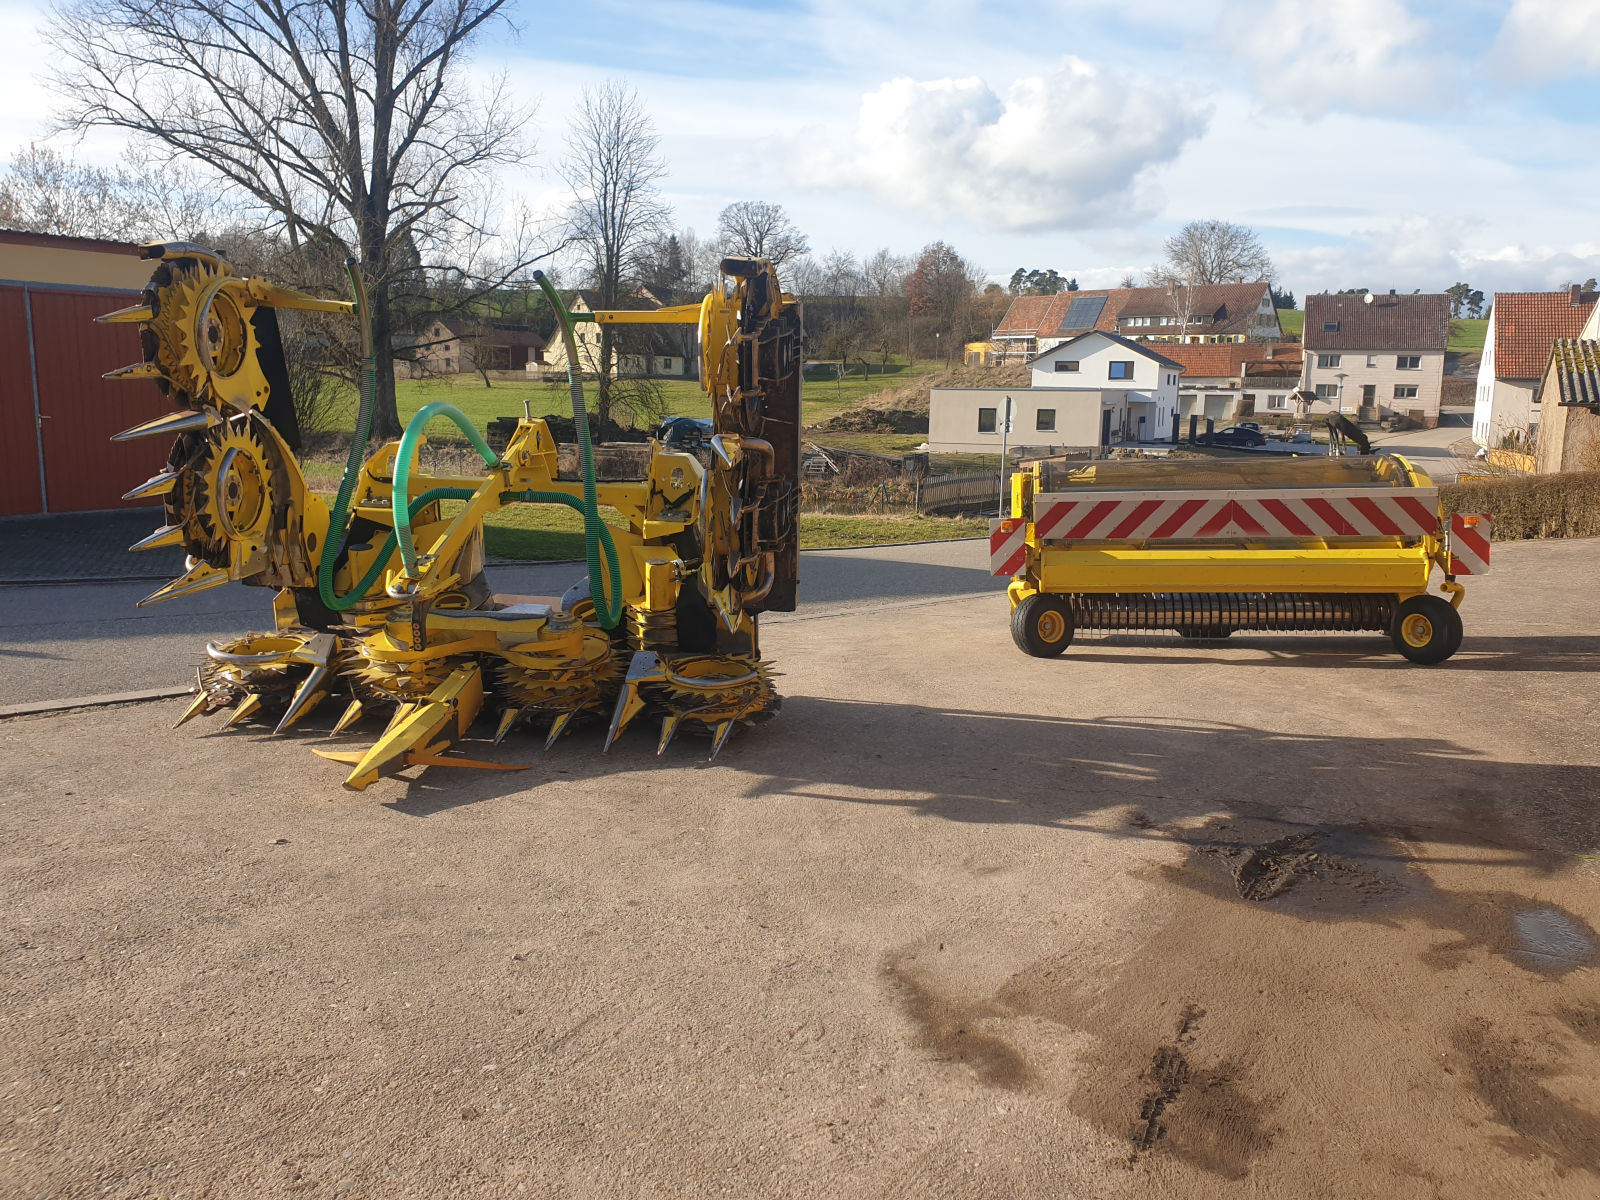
[1004,453,1463,610]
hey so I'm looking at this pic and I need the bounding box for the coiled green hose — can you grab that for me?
[389,401,498,580]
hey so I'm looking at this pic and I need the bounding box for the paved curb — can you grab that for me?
[0,687,192,719]
[0,575,174,587]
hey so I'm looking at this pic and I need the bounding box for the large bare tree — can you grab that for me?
[45,0,532,438]
[1153,219,1275,287]
[562,81,671,430]
[716,200,809,270]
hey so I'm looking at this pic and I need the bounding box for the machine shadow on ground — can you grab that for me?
[259,693,1600,880]
[1054,632,1600,673]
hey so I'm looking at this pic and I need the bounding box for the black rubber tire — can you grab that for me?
[1390,596,1463,664]
[1012,594,1075,658]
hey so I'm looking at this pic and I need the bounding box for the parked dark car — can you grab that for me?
[1208,424,1267,447]
[659,416,713,448]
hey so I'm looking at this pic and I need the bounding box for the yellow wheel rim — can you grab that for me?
[1036,609,1067,644]
[1400,613,1434,648]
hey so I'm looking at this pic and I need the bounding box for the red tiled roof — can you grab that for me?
[1492,291,1598,379]
[1304,293,1449,352]
[1154,342,1302,379]
[997,282,1279,341]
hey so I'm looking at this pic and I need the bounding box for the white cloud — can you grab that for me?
[1224,0,1449,119]
[1274,216,1600,295]
[1490,0,1600,79]
[800,58,1209,234]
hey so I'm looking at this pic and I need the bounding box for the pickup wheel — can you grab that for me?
[1012,595,1074,658]
[1390,596,1463,665]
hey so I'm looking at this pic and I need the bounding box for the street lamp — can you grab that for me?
[1335,372,1349,414]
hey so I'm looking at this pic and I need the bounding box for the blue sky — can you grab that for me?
[5,0,1599,297]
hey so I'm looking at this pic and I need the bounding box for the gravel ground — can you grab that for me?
[2,537,1598,1198]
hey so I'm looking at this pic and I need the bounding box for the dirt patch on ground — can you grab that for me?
[876,811,1600,1196]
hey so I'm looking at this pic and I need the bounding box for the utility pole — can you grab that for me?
[998,395,1014,517]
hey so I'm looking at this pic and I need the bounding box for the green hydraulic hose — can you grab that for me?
[315,258,378,612]
[329,488,480,605]
[529,269,623,629]
[389,400,499,583]
[500,490,622,612]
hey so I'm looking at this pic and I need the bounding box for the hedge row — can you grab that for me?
[1439,470,1600,540]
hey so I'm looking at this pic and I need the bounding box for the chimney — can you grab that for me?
[1235,276,1243,285]
[1573,284,1583,306]
[1166,281,1175,296]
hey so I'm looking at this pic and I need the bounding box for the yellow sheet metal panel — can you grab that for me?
[1037,545,1433,594]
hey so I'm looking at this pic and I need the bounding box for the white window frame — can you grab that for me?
[1317,354,1341,369]
[1396,355,1420,370]
[1393,385,1418,400]
[1266,394,1287,410]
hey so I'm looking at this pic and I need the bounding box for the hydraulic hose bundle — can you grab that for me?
[313,259,622,627]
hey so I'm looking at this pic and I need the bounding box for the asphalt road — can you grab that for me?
[0,540,1006,706]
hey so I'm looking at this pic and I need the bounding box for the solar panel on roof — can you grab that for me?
[1060,296,1107,330]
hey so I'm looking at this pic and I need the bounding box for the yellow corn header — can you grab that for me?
[100,242,802,788]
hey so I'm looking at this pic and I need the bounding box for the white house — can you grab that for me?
[1472,287,1597,448]
[1030,331,1183,445]
[927,332,1184,454]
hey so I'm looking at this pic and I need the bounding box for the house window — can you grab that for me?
[977,407,997,433]
[1323,321,1340,332]
[1108,361,1134,379]
[434,326,442,337]
[1036,409,1056,432]
[1054,360,1079,372]
[1394,385,1418,399]
[1366,354,1377,367]
[1317,354,1341,369]
[444,358,453,371]
[1315,383,1338,399]
[1396,355,1420,370]
[1267,394,1287,410]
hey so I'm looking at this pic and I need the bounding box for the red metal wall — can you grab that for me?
[0,287,44,516]
[25,289,170,513]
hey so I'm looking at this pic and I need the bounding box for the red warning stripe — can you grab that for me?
[1107,499,1165,540]
[1395,495,1440,534]
[1034,498,1077,539]
[1349,496,1404,536]
[1063,499,1122,540]
[1304,497,1358,536]
[1258,498,1315,537]
[1195,500,1269,538]
[1453,521,1490,563]
[1150,498,1207,539]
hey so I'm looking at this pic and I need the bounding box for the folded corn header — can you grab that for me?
[101,243,802,789]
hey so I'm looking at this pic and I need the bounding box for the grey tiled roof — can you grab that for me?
[1304,293,1449,352]
[1547,339,1600,408]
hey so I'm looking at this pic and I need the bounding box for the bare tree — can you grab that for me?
[716,200,809,269]
[862,248,908,299]
[562,81,671,430]
[46,0,534,439]
[0,143,220,241]
[1157,219,1275,286]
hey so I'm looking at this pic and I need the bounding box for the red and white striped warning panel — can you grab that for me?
[1031,488,1441,544]
[1448,512,1491,575]
[990,518,1029,577]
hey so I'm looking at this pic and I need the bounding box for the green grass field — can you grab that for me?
[1277,310,1303,337]
[1449,319,1489,353]
[319,357,949,445]
[310,490,984,561]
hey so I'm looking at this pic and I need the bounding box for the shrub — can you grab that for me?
[1439,471,1600,540]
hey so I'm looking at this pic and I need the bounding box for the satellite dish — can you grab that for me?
[1363,293,1374,305]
